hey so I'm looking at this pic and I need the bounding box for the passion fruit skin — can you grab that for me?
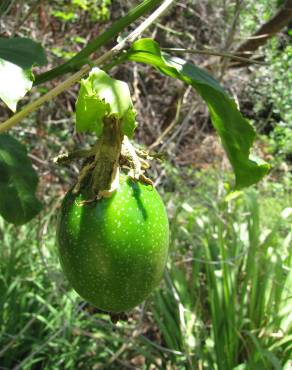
[57,176,169,313]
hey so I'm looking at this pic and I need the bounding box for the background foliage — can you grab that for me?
[0,0,291,369]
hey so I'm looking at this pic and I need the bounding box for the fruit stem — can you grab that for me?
[92,117,123,198]
[74,116,123,199]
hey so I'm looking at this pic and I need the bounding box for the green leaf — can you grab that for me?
[0,37,47,69]
[125,38,270,189]
[76,80,110,136]
[0,58,33,111]
[76,67,137,137]
[0,134,42,225]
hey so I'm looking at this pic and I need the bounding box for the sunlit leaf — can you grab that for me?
[0,58,33,111]
[76,67,137,137]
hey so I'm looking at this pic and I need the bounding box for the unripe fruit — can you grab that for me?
[57,175,169,313]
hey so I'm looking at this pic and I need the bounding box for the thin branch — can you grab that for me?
[232,0,292,67]
[0,0,176,134]
[149,90,183,150]
[220,0,243,78]
[236,0,292,55]
[162,47,268,65]
[223,0,243,50]
[13,0,40,34]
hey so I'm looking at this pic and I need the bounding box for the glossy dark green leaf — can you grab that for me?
[0,134,42,225]
[0,37,47,69]
[125,38,270,189]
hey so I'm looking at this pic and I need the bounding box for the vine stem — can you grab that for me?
[162,47,268,65]
[0,0,176,134]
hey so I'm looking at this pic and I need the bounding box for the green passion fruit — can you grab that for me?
[57,175,169,313]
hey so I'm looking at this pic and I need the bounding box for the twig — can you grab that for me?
[0,0,176,134]
[13,0,40,34]
[220,0,243,78]
[11,0,23,37]
[148,89,183,150]
[162,101,197,155]
[148,87,186,150]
